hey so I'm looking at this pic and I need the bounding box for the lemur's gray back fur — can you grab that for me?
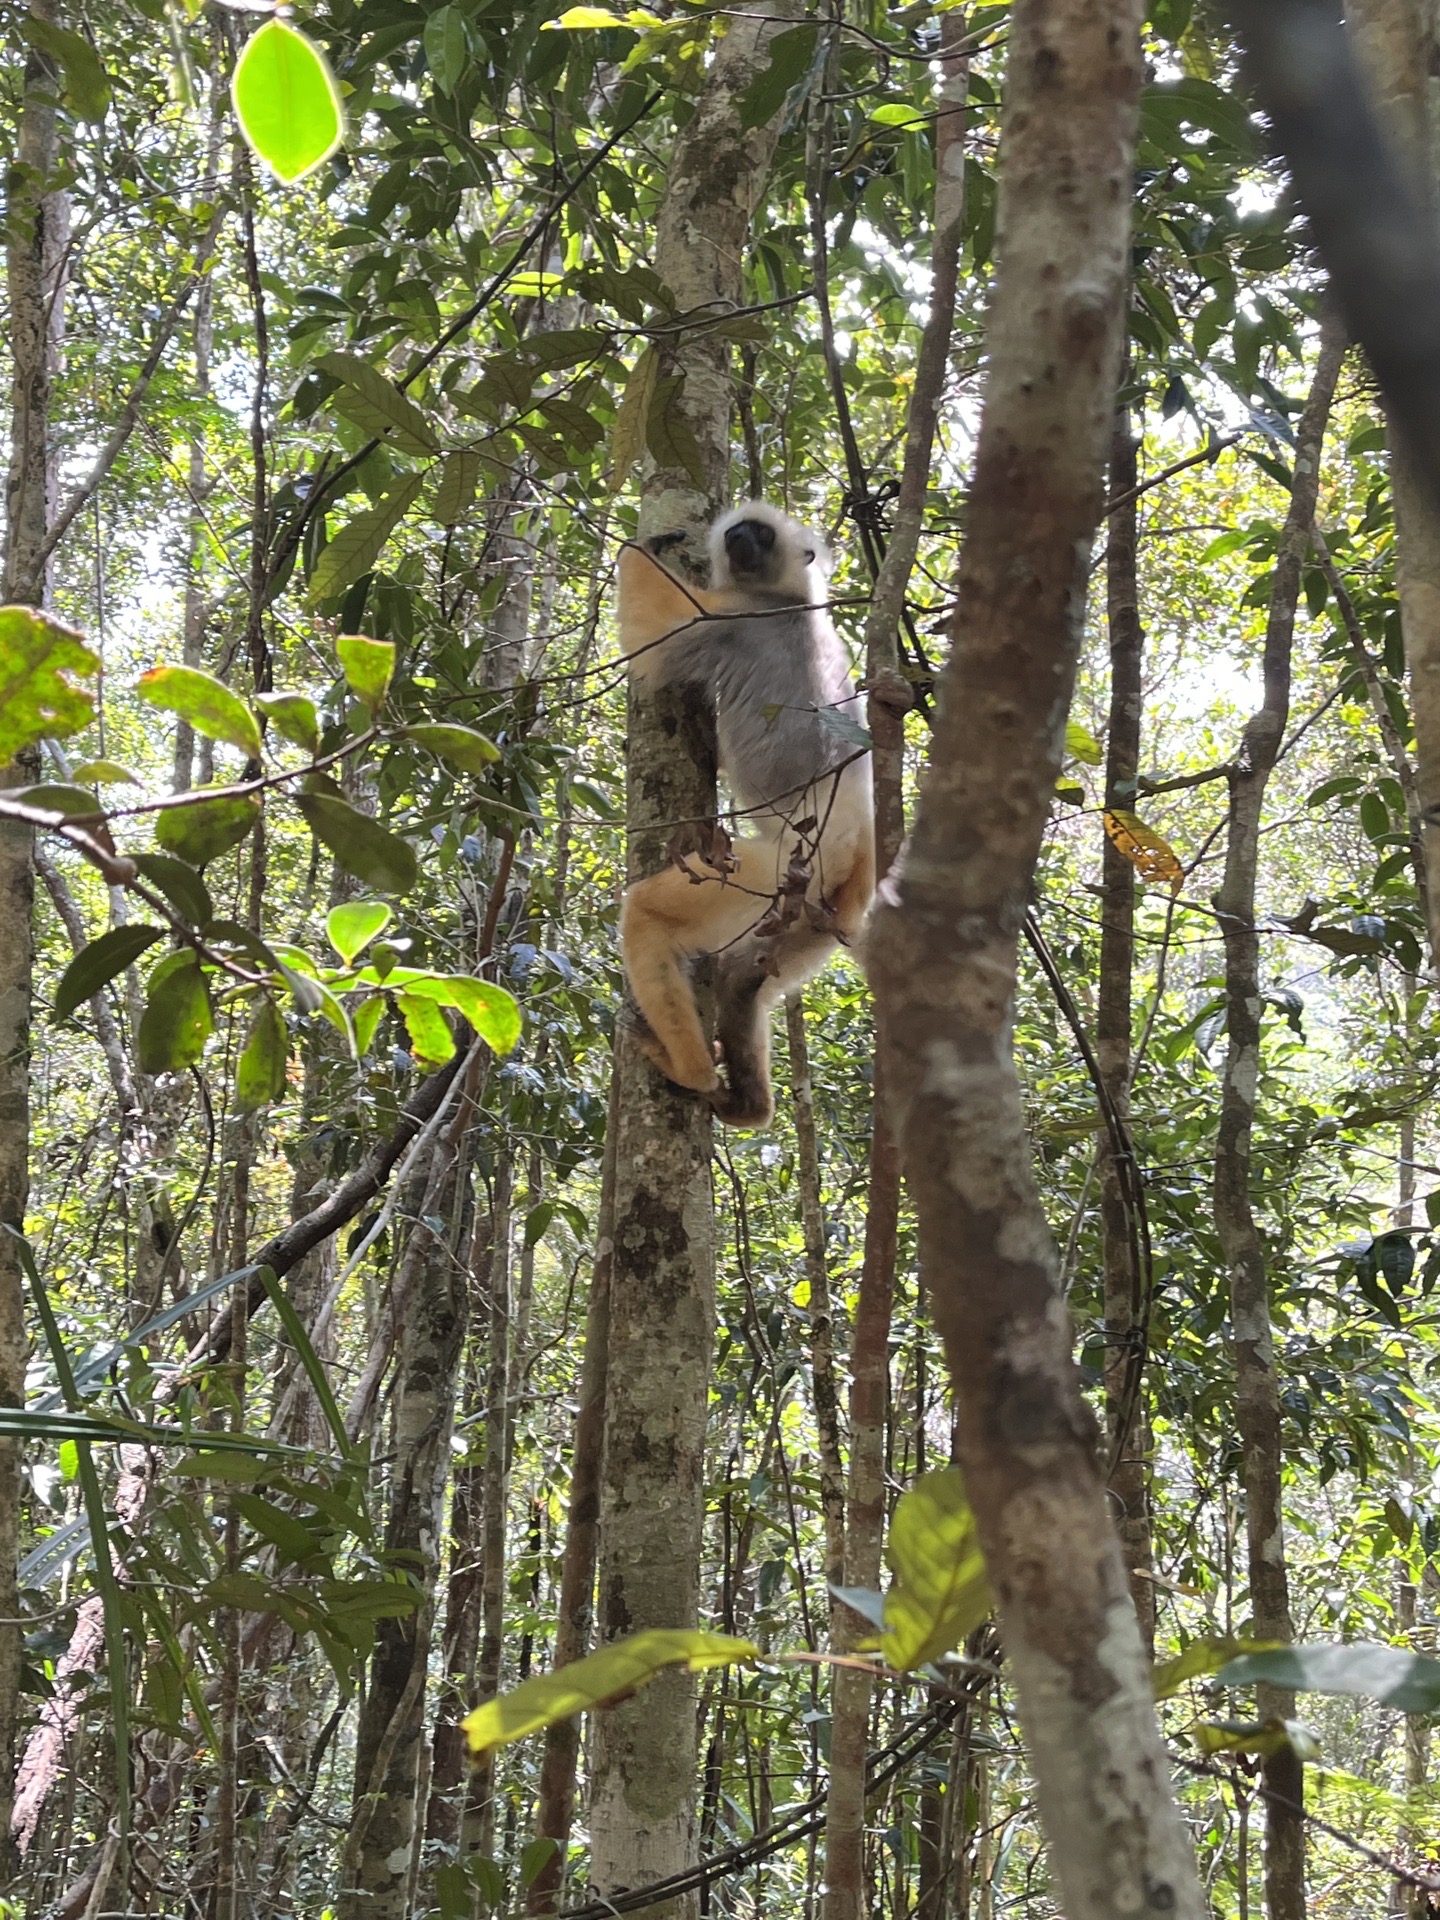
[651,593,863,825]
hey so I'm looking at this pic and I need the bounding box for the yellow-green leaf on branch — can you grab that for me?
[326,900,391,966]
[138,665,263,761]
[463,1629,757,1757]
[1152,1636,1280,1702]
[231,18,343,184]
[307,477,424,603]
[335,634,395,713]
[397,972,522,1056]
[255,692,320,754]
[880,1468,991,1672]
[401,723,499,774]
[0,606,98,767]
[396,991,456,1068]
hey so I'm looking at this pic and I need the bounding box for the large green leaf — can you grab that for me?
[401,723,499,774]
[137,665,263,760]
[54,925,165,1022]
[137,951,213,1073]
[423,5,470,94]
[879,1468,991,1671]
[463,1629,757,1757]
[255,691,320,754]
[155,792,261,867]
[1216,1642,1440,1715]
[610,344,658,494]
[396,991,456,1067]
[131,853,214,928]
[231,18,344,183]
[400,972,522,1056]
[335,634,395,713]
[431,450,480,527]
[318,352,438,457]
[294,793,417,894]
[0,606,98,766]
[23,16,110,120]
[737,21,818,130]
[235,997,289,1111]
[1152,1636,1280,1701]
[307,475,424,603]
[327,900,391,965]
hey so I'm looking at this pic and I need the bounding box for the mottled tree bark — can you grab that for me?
[338,1118,473,1919]
[1338,0,1440,971]
[1099,409,1154,1654]
[783,995,845,1594]
[592,8,795,1914]
[527,1075,618,1916]
[1,7,69,1885]
[1213,311,1344,1920]
[864,2,1206,1913]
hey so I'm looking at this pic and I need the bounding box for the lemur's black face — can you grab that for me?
[723,517,778,581]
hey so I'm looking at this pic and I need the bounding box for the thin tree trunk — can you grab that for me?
[1099,406,1155,1654]
[527,1073,619,1917]
[459,1153,513,1886]
[864,1,1206,1912]
[824,27,966,1920]
[1214,311,1344,1920]
[783,995,845,1593]
[592,9,795,1915]
[338,1095,476,1919]
[0,6,69,1883]
[1343,0,1440,972]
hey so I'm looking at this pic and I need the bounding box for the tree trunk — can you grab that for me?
[824,35,965,1920]
[864,2,1206,1913]
[1213,310,1344,1920]
[1344,0,1440,972]
[592,9,795,1915]
[527,1074,619,1917]
[338,1110,474,1919]
[1,6,69,1884]
[1099,407,1155,1654]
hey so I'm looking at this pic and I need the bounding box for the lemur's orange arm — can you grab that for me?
[617,541,727,667]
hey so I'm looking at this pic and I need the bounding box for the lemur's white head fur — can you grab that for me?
[710,501,831,601]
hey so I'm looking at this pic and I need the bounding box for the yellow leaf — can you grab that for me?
[880,1468,991,1672]
[463,1628,757,1755]
[1103,808,1184,892]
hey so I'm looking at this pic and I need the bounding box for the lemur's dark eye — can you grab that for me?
[803,548,815,563]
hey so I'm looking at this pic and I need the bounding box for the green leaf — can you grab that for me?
[23,16,110,120]
[0,606,98,766]
[255,692,320,754]
[353,994,386,1056]
[317,352,439,458]
[401,723,499,774]
[1065,720,1103,765]
[138,665,263,760]
[412,973,522,1056]
[137,951,213,1074]
[231,18,344,184]
[869,101,922,126]
[610,345,658,494]
[423,5,469,93]
[69,759,138,785]
[294,793,417,894]
[131,852,216,925]
[1192,1717,1320,1762]
[235,997,289,1112]
[432,451,481,527]
[327,900,392,965]
[462,1629,757,1756]
[646,374,707,490]
[1152,1636,1280,1701]
[520,1838,558,1889]
[396,991,457,1068]
[1216,1642,1440,1714]
[307,477,424,604]
[54,925,166,1022]
[154,792,261,867]
[10,783,102,818]
[335,635,396,713]
[880,1468,991,1671]
[738,22,818,130]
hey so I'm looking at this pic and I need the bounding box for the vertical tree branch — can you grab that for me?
[865,0,1206,1911]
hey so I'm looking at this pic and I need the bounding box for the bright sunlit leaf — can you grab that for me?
[231,18,343,185]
